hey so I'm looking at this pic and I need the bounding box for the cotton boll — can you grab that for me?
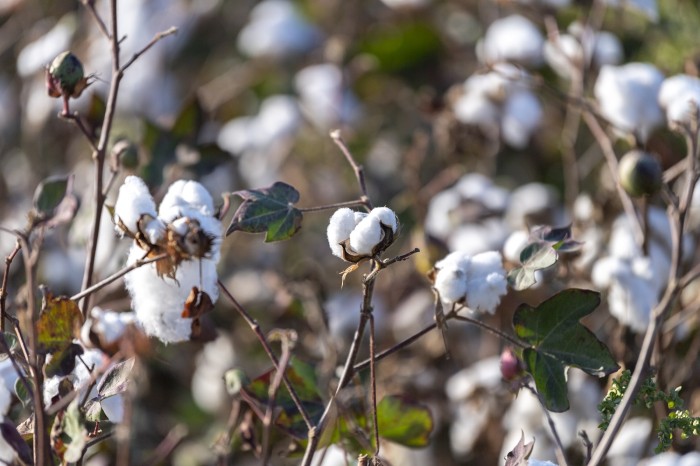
[503,230,530,263]
[237,0,320,58]
[594,63,665,142]
[477,15,544,67]
[159,179,215,221]
[593,31,623,67]
[501,90,543,149]
[453,92,500,127]
[88,307,136,345]
[255,95,301,145]
[114,176,157,235]
[143,218,166,244]
[658,75,700,125]
[295,63,360,129]
[529,461,559,466]
[607,417,653,460]
[192,335,237,413]
[369,206,398,233]
[217,116,257,155]
[455,174,510,212]
[349,215,384,255]
[639,452,680,466]
[434,264,468,304]
[327,208,358,258]
[435,250,472,271]
[465,251,507,313]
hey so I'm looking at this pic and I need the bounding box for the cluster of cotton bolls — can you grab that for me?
[432,250,508,313]
[591,208,693,333]
[327,207,398,260]
[114,176,222,343]
[595,63,700,141]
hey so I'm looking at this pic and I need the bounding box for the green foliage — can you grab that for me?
[0,332,18,361]
[598,370,700,452]
[376,395,433,448]
[226,182,304,242]
[356,21,442,73]
[244,358,324,438]
[513,289,619,412]
[35,295,83,355]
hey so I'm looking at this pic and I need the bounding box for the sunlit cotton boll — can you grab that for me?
[327,208,367,258]
[594,63,665,142]
[658,75,700,126]
[477,15,544,67]
[192,335,237,413]
[348,207,398,256]
[465,251,507,313]
[114,176,158,236]
[237,0,320,59]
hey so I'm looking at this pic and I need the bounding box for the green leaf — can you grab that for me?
[376,396,433,447]
[84,399,104,422]
[0,332,18,361]
[513,289,619,412]
[226,182,303,242]
[36,294,83,355]
[97,358,135,398]
[244,358,323,438]
[522,349,569,412]
[14,378,34,408]
[63,398,87,462]
[507,242,558,291]
[357,21,441,73]
[224,368,249,396]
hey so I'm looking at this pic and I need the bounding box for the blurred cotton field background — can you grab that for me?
[2,0,700,464]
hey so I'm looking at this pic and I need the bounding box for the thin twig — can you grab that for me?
[525,385,569,466]
[217,280,313,430]
[364,248,420,283]
[452,314,527,349]
[82,0,110,39]
[582,110,645,245]
[120,27,178,73]
[299,199,368,213]
[0,239,21,332]
[138,424,188,466]
[353,323,437,374]
[71,253,167,302]
[261,330,296,465]
[368,313,379,457]
[330,130,372,210]
[215,399,242,465]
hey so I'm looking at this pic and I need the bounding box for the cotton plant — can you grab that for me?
[452,64,544,149]
[594,62,665,142]
[431,250,508,313]
[114,176,222,343]
[544,24,623,79]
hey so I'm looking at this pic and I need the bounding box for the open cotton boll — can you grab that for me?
[594,63,664,142]
[434,263,468,304]
[369,206,398,233]
[544,34,583,79]
[124,243,219,343]
[159,179,215,220]
[477,15,544,67]
[349,215,384,255]
[114,176,157,235]
[501,90,543,149]
[453,92,500,128]
[658,75,700,125]
[327,208,359,258]
[295,63,360,129]
[593,31,623,67]
[237,0,320,58]
[464,251,507,313]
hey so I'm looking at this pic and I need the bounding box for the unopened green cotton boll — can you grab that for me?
[46,51,88,99]
[618,150,662,197]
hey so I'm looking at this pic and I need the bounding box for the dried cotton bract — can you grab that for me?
[115,176,222,343]
[432,251,507,314]
[327,207,398,261]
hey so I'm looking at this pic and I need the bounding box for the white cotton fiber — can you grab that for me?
[465,251,507,313]
[434,264,468,304]
[349,215,384,255]
[114,176,157,235]
[327,208,358,258]
[159,179,215,222]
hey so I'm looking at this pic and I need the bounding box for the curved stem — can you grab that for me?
[452,314,527,349]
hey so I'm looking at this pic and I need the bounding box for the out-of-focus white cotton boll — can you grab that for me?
[454,92,500,127]
[327,208,358,258]
[607,417,653,460]
[544,34,583,79]
[503,230,530,263]
[529,461,559,466]
[217,116,257,155]
[44,346,107,406]
[506,183,559,229]
[295,63,360,129]
[17,14,77,77]
[425,189,461,239]
[114,176,157,235]
[87,307,136,345]
[477,15,544,66]
[447,219,508,256]
[594,63,665,142]
[602,0,658,22]
[454,174,510,212]
[237,0,320,58]
[255,95,301,143]
[639,452,681,466]
[192,335,237,413]
[658,75,700,126]
[501,90,543,149]
[593,31,623,67]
